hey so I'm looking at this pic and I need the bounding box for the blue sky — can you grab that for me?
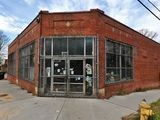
[0,0,160,43]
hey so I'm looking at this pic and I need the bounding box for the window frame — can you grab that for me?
[8,52,16,76]
[105,39,134,84]
[18,41,35,81]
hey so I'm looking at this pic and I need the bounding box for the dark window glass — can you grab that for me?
[107,53,116,67]
[53,38,67,55]
[106,40,133,83]
[54,77,66,83]
[8,52,16,75]
[106,68,120,82]
[54,60,65,75]
[121,68,126,80]
[70,84,83,92]
[40,59,44,77]
[70,77,83,83]
[18,42,35,81]
[107,54,120,68]
[45,59,51,77]
[121,45,126,55]
[115,43,120,54]
[106,41,114,53]
[70,60,83,75]
[126,69,133,79]
[86,37,93,55]
[40,38,44,55]
[68,37,84,55]
[45,77,51,93]
[126,57,132,67]
[53,84,66,91]
[121,55,126,67]
[45,38,52,55]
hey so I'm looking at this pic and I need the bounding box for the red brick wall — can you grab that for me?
[97,13,160,98]
[8,15,41,94]
[8,9,160,97]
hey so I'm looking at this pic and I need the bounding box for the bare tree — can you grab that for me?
[138,29,158,40]
[0,31,10,64]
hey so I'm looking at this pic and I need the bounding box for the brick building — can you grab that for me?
[8,9,160,98]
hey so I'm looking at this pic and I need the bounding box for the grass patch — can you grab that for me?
[150,99,160,120]
[122,99,160,120]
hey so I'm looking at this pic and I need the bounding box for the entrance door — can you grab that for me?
[52,59,89,96]
[53,60,67,94]
[69,60,84,93]
[39,36,96,97]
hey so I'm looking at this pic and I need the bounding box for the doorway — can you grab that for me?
[39,36,97,97]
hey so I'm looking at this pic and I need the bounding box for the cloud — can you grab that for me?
[0,14,27,34]
[36,0,160,42]
[38,0,103,12]
[24,0,35,5]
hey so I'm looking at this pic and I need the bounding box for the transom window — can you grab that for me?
[41,37,93,56]
[106,40,133,83]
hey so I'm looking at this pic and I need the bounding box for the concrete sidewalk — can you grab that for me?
[0,80,159,120]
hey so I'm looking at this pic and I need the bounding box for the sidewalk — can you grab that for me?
[0,80,159,120]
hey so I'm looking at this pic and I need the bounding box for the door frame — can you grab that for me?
[38,36,98,97]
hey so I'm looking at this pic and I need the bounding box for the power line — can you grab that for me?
[148,0,160,13]
[137,0,160,20]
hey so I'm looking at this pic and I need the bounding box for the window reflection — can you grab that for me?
[53,38,67,55]
[106,40,133,83]
[45,38,52,55]
[68,37,84,55]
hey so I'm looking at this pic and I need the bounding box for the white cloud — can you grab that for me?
[36,0,160,42]
[1,0,157,43]
[0,15,27,34]
[24,0,35,5]
[100,0,160,42]
[38,0,102,12]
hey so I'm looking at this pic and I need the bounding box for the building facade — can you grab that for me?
[8,9,160,98]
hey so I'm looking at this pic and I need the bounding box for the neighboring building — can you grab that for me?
[7,9,160,98]
[0,59,7,72]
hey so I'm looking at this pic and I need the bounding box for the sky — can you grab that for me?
[0,0,160,44]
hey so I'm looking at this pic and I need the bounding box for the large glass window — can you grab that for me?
[41,37,94,56]
[86,37,93,55]
[68,37,84,55]
[19,42,35,81]
[45,38,52,55]
[53,38,67,55]
[8,52,16,75]
[106,40,133,83]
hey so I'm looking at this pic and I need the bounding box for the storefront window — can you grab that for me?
[45,38,52,55]
[86,37,93,55]
[8,52,16,75]
[106,40,133,83]
[19,42,35,81]
[53,38,67,55]
[68,37,84,55]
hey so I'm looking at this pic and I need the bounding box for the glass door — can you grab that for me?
[69,60,84,93]
[52,60,67,94]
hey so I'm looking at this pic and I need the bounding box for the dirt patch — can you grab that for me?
[0,92,13,102]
